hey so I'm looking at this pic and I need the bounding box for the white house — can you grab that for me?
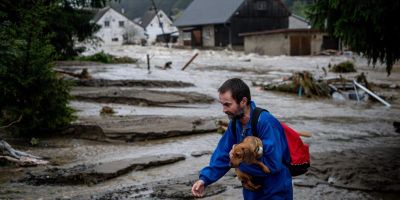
[92,7,146,45]
[289,14,310,29]
[137,8,178,44]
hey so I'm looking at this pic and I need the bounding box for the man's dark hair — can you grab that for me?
[218,78,251,105]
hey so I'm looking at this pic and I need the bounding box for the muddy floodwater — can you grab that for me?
[1,45,400,199]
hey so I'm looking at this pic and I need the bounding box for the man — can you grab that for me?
[191,78,292,199]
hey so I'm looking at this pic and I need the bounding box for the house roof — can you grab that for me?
[140,9,170,28]
[140,9,157,28]
[91,6,142,28]
[173,0,245,27]
[92,6,111,23]
[289,14,310,29]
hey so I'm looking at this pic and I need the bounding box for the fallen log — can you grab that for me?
[181,53,199,71]
[55,68,91,79]
[0,139,49,167]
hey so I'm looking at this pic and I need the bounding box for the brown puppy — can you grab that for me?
[229,136,270,191]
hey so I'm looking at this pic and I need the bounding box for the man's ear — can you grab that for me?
[240,97,248,106]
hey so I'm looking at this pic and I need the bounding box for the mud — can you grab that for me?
[71,87,214,106]
[22,154,185,186]
[74,115,219,142]
[84,147,400,200]
[74,79,194,88]
[1,46,400,200]
[88,173,236,200]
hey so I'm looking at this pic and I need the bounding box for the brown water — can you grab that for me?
[1,47,399,199]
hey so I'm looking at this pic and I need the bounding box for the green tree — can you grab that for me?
[0,1,74,136]
[291,0,308,18]
[0,0,112,136]
[308,0,400,75]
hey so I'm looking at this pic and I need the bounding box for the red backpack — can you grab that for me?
[231,107,310,176]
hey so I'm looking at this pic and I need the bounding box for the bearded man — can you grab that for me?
[191,78,293,200]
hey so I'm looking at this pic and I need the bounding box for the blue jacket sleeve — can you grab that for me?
[199,122,236,186]
[240,112,287,177]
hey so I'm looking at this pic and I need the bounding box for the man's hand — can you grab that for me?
[191,179,205,197]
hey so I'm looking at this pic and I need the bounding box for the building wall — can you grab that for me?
[95,9,145,46]
[244,32,326,56]
[244,34,288,55]
[202,25,215,47]
[310,33,324,55]
[145,10,178,43]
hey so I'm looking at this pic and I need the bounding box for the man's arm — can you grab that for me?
[198,123,236,185]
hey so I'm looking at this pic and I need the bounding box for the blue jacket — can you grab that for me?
[199,101,293,200]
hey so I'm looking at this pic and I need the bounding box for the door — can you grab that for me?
[290,35,311,55]
[192,30,202,46]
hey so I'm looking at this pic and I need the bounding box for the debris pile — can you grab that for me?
[256,71,330,98]
[330,61,357,73]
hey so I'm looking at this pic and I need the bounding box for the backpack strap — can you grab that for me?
[251,107,268,137]
[231,118,237,141]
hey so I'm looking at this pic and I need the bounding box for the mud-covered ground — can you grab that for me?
[1,45,399,200]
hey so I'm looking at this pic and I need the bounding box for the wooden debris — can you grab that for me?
[100,106,115,115]
[55,68,92,79]
[181,53,199,71]
[0,139,49,167]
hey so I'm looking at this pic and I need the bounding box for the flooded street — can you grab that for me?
[1,45,399,199]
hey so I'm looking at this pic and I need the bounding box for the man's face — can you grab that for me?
[219,91,245,120]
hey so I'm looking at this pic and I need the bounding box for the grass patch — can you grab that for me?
[75,51,138,64]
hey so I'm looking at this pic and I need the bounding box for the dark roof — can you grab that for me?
[173,0,244,27]
[239,28,323,37]
[140,9,157,28]
[92,7,111,23]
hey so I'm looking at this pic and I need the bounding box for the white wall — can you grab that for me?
[202,25,215,47]
[95,9,145,46]
[145,10,178,43]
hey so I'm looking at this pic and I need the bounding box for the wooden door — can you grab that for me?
[290,35,311,55]
[192,30,202,46]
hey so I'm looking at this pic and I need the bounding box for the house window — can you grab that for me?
[182,32,191,40]
[119,21,124,27]
[104,21,110,27]
[159,13,163,18]
[112,37,119,42]
[255,1,267,10]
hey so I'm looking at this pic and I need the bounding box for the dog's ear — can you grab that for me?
[235,150,243,159]
[243,148,256,163]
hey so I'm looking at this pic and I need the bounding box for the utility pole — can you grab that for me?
[150,0,167,44]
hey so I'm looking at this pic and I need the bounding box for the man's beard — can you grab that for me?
[226,108,245,120]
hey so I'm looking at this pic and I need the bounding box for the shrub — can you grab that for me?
[75,51,138,64]
[330,61,357,73]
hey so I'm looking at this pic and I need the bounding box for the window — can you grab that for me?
[182,32,191,40]
[104,21,110,27]
[112,37,119,42]
[119,21,124,27]
[255,1,267,10]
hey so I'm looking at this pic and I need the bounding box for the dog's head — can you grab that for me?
[229,143,253,168]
